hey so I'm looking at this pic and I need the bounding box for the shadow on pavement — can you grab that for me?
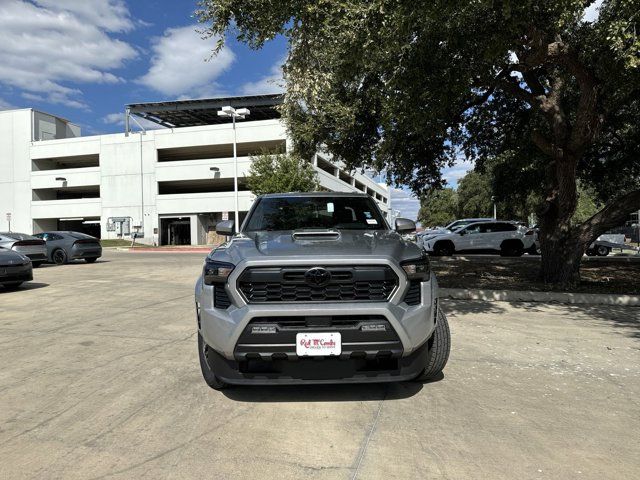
[441,299,508,316]
[0,282,49,293]
[222,378,428,403]
[442,298,640,340]
[563,304,640,340]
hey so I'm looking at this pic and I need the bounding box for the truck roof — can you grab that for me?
[259,191,371,199]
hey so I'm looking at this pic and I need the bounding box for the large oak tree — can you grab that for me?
[197,0,640,286]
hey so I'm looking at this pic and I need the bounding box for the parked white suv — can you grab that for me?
[422,221,528,256]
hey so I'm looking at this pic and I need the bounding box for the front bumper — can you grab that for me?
[196,258,438,371]
[0,264,33,284]
[203,337,430,385]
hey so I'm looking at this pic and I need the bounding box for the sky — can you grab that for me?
[0,0,474,219]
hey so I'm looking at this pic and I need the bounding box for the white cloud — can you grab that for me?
[442,158,473,187]
[0,96,18,111]
[239,59,285,95]
[137,25,235,98]
[583,0,604,22]
[31,0,134,32]
[0,1,137,109]
[390,187,420,221]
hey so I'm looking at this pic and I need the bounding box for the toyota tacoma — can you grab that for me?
[194,192,450,389]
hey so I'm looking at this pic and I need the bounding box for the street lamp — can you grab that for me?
[217,106,250,228]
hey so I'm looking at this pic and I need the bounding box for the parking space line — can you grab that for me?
[350,386,388,480]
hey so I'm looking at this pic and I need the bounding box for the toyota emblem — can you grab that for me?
[304,267,331,287]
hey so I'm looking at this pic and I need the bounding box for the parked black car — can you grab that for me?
[0,247,33,289]
[33,231,102,265]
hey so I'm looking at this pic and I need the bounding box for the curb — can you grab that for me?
[439,288,640,306]
[119,247,212,253]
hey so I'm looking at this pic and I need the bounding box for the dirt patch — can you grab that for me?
[431,255,640,294]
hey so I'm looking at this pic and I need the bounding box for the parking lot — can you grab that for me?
[1,250,639,480]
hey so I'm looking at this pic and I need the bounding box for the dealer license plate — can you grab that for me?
[296,332,341,357]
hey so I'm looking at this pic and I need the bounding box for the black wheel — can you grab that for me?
[52,249,68,265]
[416,308,451,381]
[500,241,524,257]
[198,332,228,390]
[3,282,23,290]
[596,245,610,257]
[433,241,454,256]
[527,244,540,255]
[85,257,98,263]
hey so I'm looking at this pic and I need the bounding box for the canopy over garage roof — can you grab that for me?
[125,93,283,133]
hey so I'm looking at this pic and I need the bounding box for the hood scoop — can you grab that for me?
[291,230,341,242]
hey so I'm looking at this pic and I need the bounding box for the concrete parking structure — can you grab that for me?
[0,251,639,479]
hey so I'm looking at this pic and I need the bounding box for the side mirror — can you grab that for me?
[216,220,235,236]
[395,217,416,233]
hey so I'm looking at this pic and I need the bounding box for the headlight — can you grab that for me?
[203,259,235,285]
[401,257,430,281]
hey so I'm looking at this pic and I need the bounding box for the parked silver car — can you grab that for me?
[0,247,33,289]
[33,231,102,265]
[0,232,47,266]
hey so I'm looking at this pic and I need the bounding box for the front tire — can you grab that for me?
[198,332,228,390]
[433,241,454,257]
[416,308,451,381]
[596,245,610,257]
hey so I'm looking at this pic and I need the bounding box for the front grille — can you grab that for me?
[214,284,231,309]
[237,266,398,303]
[404,281,421,305]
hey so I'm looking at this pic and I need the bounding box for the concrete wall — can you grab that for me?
[1,109,390,245]
[0,109,32,233]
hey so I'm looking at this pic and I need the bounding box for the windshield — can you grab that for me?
[244,196,387,232]
[446,220,484,230]
[0,232,37,241]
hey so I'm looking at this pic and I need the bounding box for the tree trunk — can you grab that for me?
[537,153,583,288]
[538,182,640,288]
[539,231,584,288]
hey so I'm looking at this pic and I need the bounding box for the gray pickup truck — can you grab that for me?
[194,192,450,389]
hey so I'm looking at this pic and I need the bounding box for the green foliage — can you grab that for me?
[197,0,640,195]
[199,0,640,284]
[457,171,493,219]
[418,188,459,227]
[573,184,602,224]
[247,152,319,195]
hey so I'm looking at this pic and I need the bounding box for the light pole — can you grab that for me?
[217,106,250,228]
[491,196,497,219]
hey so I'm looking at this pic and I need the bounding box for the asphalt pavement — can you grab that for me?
[0,251,638,479]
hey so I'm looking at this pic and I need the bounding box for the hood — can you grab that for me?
[421,229,453,241]
[211,230,423,265]
[0,248,30,265]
